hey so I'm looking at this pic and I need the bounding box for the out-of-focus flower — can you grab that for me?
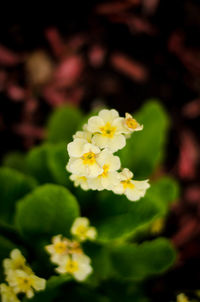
[56,253,92,281]
[71,217,97,242]
[3,249,32,276]
[113,168,150,201]
[177,293,189,302]
[122,113,143,134]
[87,109,126,152]
[69,175,89,191]
[0,283,20,302]
[6,270,46,299]
[45,235,82,265]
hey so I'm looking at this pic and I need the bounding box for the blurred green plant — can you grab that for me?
[0,100,179,301]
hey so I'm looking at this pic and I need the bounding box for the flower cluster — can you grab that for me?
[45,217,97,282]
[0,249,46,301]
[66,109,150,201]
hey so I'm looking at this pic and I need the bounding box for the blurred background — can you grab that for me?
[0,0,200,301]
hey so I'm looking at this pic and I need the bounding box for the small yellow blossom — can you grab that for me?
[56,253,92,281]
[0,283,20,302]
[123,113,143,133]
[3,249,32,276]
[87,149,121,191]
[67,139,103,178]
[69,174,89,190]
[113,168,150,201]
[45,235,82,265]
[6,270,46,299]
[177,293,189,302]
[86,109,126,152]
[71,217,97,242]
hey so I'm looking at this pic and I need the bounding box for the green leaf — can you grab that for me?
[0,235,17,264]
[110,238,176,281]
[94,177,178,241]
[15,184,80,242]
[46,142,70,187]
[118,100,170,178]
[2,152,27,173]
[26,144,55,184]
[46,105,83,143]
[0,167,37,224]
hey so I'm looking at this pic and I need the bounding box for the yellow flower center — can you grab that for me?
[125,118,138,129]
[121,179,135,189]
[17,276,32,292]
[66,259,79,274]
[54,242,67,254]
[82,152,96,165]
[75,225,88,239]
[101,164,109,177]
[100,122,116,138]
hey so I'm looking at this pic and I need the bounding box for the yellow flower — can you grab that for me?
[71,217,97,242]
[177,293,189,302]
[45,235,82,265]
[123,113,143,133]
[113,168,150,201]
[3,249,32,276]
[86,109,126,152]
[6,270,46,299]
[0,283,20,302]
[56,253,92,281]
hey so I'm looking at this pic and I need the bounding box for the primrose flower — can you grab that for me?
[3,249,32,276]
[122,113,143,134]
[45,235,82,265]
[71,217,97,242]
[73,127,92,143]
[69,174,89,191]
[87,149,121,191]
[56,253,92,281]
[177,293,189,302]
[0,283,20,302]
[113,168,150,201]
[6,270,46,299]
[86,109,126,152]
[67,138,103,178]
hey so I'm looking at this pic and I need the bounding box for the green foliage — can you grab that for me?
[15,184,80,242]
[46,105,83,143]
[119,100,169,178]
[94,177,179,241]
[0,167,37,224]
[110,238,176,281]
[0,101,179,302]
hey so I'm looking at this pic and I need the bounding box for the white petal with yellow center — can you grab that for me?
[70,174,89,190]
[3,249,32,276]
[71,217,97,241]
[122,113,143,133]
[56,254,92,281]
[0,283,20,302]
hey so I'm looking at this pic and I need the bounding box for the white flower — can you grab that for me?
[3,249,32,276]
[45,235,82,265]
[71,217,97,242]
[73,128,92,143]
[88,149,121,191]
[122,113,143,134]
[86,109,126,152]
[69,175,89,191]
[6,270,46,299]
[0,283,20,302]
[113,168,150,201]
[67,138,103,178]
[56,253,92,281]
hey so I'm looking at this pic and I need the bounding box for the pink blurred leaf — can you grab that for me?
[0,45,21,66]
[178,130,199,179]
[45,28,65,58]
[182,99,200,118]
[95,0,140,15]
[6,84,26,101]
[110,53,148,82]
[88,45,106,67]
